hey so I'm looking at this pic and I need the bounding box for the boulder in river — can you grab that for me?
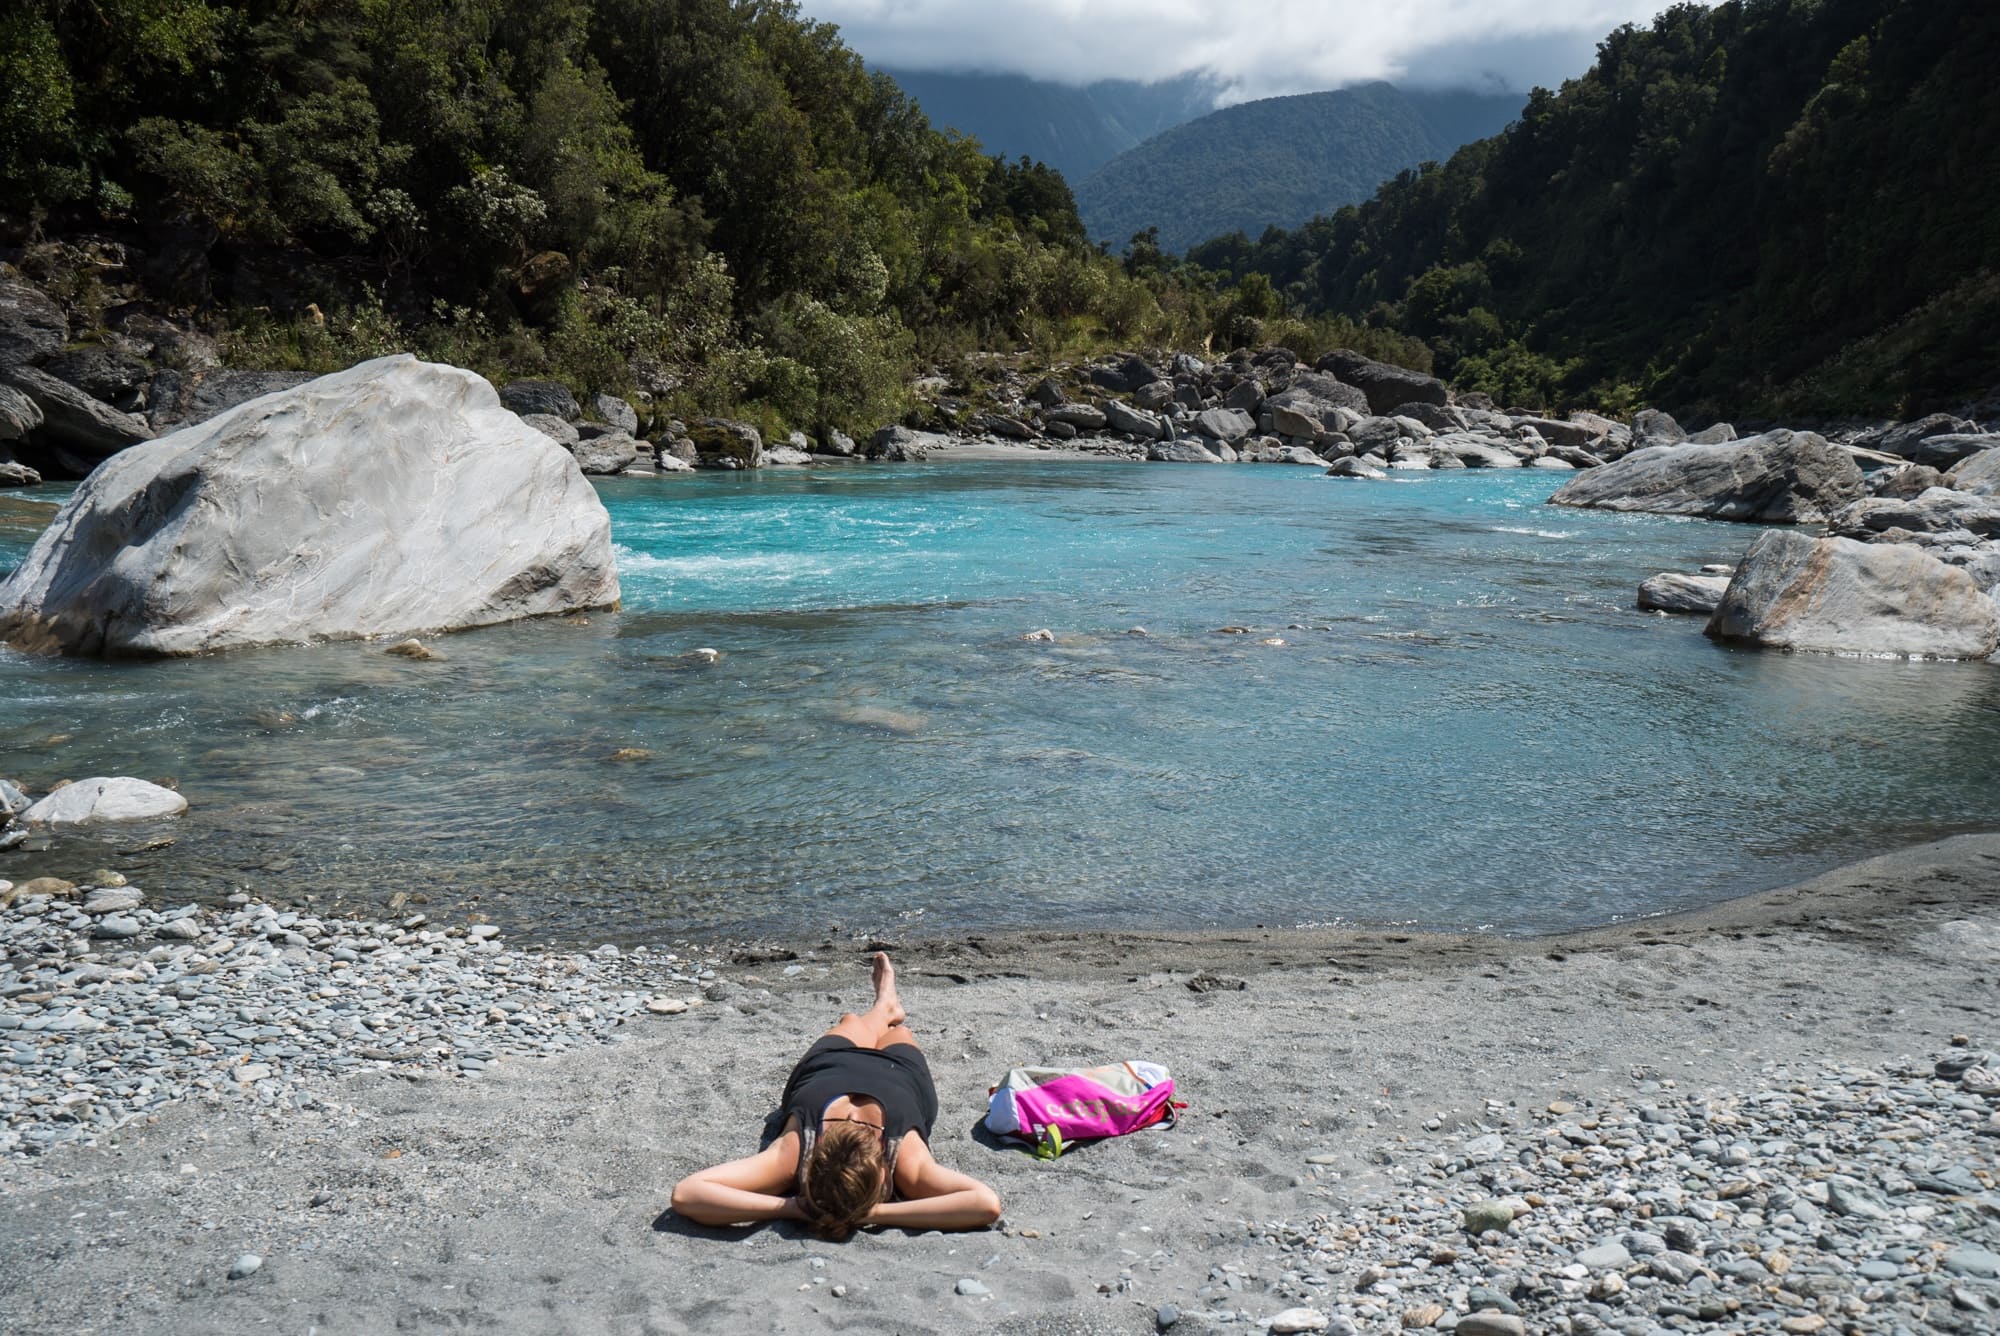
[1549,430,1863,524]
[1947,449,2000,496]
[1630,409,1687,449]
[1193,407,1254,443]
[1638,572,1730,615]
[1104,399,1165,439]
[1832,488,2000,542]
[1705,531,2000,660]
[0,355,619,656]
[21,777,187,826]
[572,433,641,475]
[1311,350,1446,415]
[1045,403,1108,432]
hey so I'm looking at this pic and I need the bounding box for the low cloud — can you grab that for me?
[804,1,1684,99]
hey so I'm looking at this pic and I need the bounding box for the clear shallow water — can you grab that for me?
[4,461,1999,944]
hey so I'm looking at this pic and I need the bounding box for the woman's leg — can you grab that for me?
[821,952,909,1051]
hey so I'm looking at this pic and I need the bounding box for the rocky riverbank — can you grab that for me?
[0,873,728,1159]
[2,836,1996,1335]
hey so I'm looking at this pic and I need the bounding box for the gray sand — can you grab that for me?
[3,834,1999,1334]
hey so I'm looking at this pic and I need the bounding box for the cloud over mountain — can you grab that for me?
[804,1,1685,101]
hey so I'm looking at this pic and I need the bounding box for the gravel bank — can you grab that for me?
[1,835,1997,1335]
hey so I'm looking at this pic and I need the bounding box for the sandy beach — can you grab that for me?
[2,835,1998,1335]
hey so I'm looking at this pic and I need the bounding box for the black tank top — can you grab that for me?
[780,1038,938,1143]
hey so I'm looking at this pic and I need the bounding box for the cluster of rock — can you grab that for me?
[1554,413,2000,660]
[961,346,1624,475]
[1157,1051,1999,1335]
[0,875,735,1157]
[0,356,620,656]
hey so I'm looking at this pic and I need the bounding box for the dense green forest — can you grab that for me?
[0,0,1265,434]
[1076,84,1522,255]
[1200,0,2000,417]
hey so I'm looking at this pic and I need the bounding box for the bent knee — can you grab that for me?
[974,1186,1003,1226]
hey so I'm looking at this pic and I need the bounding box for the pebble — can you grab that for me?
[1464,1200,1515,1235]
[1455,1319,1526,1336]
[1266,1309,1328,1334]
[0,888,734,1157]
[227,1254,262,1280]
[955,1278,990,1297]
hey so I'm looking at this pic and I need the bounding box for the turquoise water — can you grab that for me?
[4,461,1999,943]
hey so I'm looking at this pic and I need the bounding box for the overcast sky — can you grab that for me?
[800,1,1688,100]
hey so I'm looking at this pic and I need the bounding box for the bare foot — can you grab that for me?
[871,951,906,1027]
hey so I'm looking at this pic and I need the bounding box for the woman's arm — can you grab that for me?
[670,1132,805,1227]
[871,1134,1003,1231]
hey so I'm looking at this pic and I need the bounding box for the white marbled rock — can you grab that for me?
[21,778,188,826]
[0,355,619,656]
[1706,530,2000,660]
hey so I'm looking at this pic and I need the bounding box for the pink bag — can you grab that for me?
[985,1061,1180,1159]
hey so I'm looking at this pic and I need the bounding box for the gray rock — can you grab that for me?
[1223,380,1265,413]
[1027,377,1064,409]
[1689,422,1738,444]
[1134,379,1176,412]
[1155,1303,1180,1330]
[1193,408,1255,443]
[1946,449,2000,496]
[0,273,67,366]
[0,459,40,487]
[820,428,857,457]
[1326,458,1387,479]
[572,433,641,476]
[1832,488,2000,541]
[1824,1177,1896,1220]
[1465,1200,1515,1235]
[90,915,144,940]
[1870,463,1950,498]
[0,356,619,656]
[1393,401,1471,433]
[1148,440,1223,464]
[519,413,579,447]
[591,393,639,436]
[1512,416,1601,448]
[228,1253,263,1280]
[1638,572,1730,615]
[867,425,945,462]
[22,777,188,825]
[0,383,44,443]
[42,345,152,410]
[1631,408,1687,448]
[1902,433,2000,471]
[81,888,144,914]
[146,369,317,435]
[1265,1308,1328,1333]
[1853,413,1978,461]
[1284,372,1371,417]
[0,778,28,816]
[1707,531,1999,660]
[955,1277,990,1297]
[498,380,578,421]
[1943,1249,2000,1280]
[1432,434,1523,469]
[1089,354,1160,394]
[688,418,764,469]
[969,412,1035,441]
[3,365,154,477]
[1312,350,1445,414]
[1104,400,1165,439]
[1578,1242,1633,1269]
[1549,430,1864,524]
[1045,403,1108,431]
[1456,1318,1527,1336]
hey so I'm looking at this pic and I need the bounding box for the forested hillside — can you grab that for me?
[879,70,1215,184]
[0,0,1227,435]
[1076,84,1522,254]
[1203,0,2000,417]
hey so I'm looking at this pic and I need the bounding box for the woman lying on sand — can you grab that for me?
[672,952,1004,1239]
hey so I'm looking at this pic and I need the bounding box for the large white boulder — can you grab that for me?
[22,777,187,826]
[1705,530,2000,659]
[0,356,619,656]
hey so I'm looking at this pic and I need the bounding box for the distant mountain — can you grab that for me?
[1075,83,1524,254]
[880,69,1218,183]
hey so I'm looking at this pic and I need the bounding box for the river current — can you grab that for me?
[3,461,1997,944]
